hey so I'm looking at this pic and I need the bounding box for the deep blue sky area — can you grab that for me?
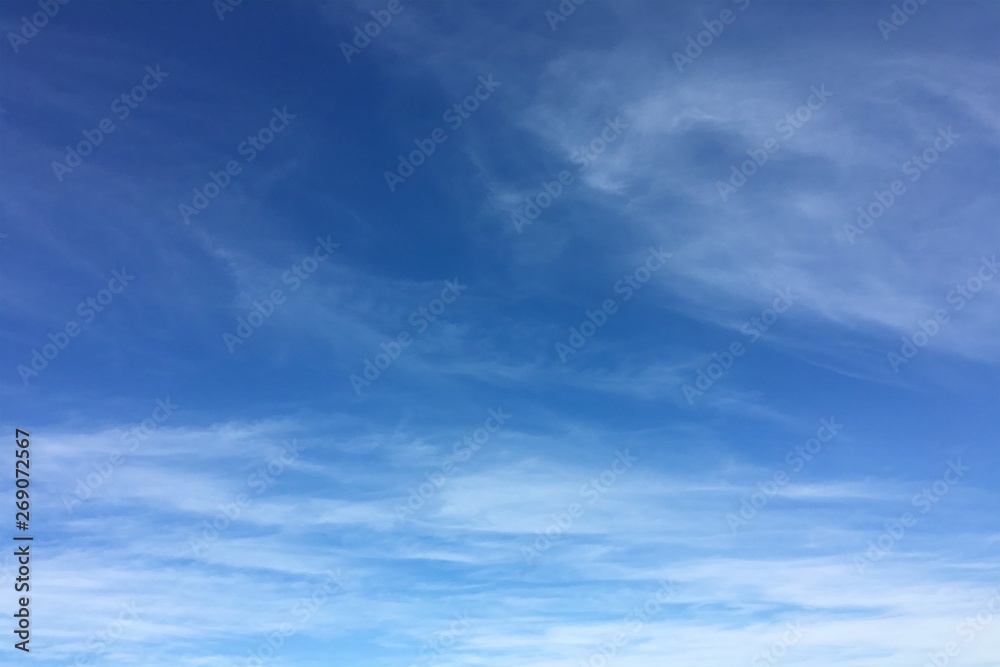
[1,1,998,665]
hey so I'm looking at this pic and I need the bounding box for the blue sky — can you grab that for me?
[1,0,999,665]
